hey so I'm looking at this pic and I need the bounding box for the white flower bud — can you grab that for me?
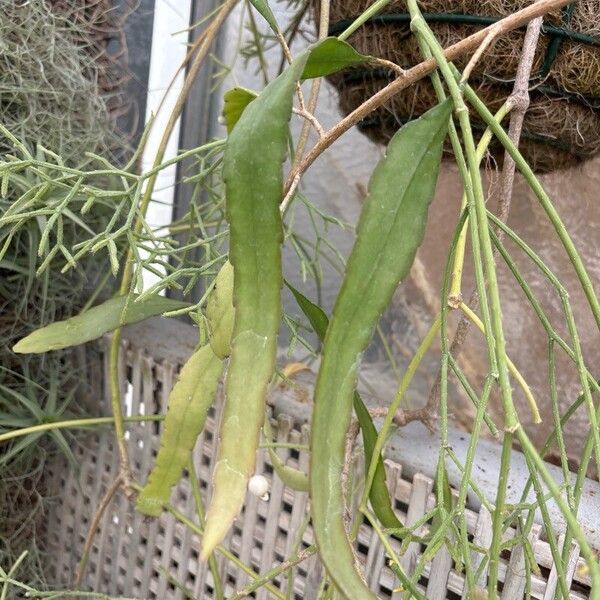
[248,474,270,500]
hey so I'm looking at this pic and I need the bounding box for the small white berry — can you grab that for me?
[218,115,226,125]
[248,475,269,500]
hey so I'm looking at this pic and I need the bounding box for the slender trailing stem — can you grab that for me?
[409,4,516,428]
[489,432,514,597]
[360,313,441,512]
[187,456,223,600]
[74,475,123,590]
[496,18,542,227]
[517,429,600,597]
[487,215,600,396]
[362,509,426,600]
[1,551,28,600]
[108,0,239,486]
[292,0,329,166]
[489,216,600,573]
[449,102,511,300]
[428,100,510,415]
[466,79,600,495]
[229,546,317,600]
[519,444,571,600]
[408,5,530,597]
[411,11,499,389]
[246,5,270,86]
[463,83,600,331]
[459,302,540,423]
[338,0,393,41]
[0,414,164,444]
[129,483,286,600]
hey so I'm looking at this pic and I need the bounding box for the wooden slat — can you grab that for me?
[124,352,158,597]
[462,504,493,599]
[394,473,433,599]
[502,524,542,599]
[111,350,145,596]
[155,360,179,600]
[542,535,581,600]
[235,446,264,589]
[402,473,434,570]
[256,414,291,600]
[426,489,458,600]
[284,424,312,598]
[138,354,163,599]
[365,463,401,593]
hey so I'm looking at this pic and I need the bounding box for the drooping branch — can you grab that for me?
[423,17,544,425]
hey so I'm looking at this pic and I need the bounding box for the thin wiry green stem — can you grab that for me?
[359,313,441,512]
[488,182,600,575]
[362,509,426,600]
[409,7,542,596]
[0,415,164,444]
[338,0,393,41]
[229,546,317,600]
[464,83,600,331]
[187,456,223,600]
[442,54,600,600]
[518,429,600,597]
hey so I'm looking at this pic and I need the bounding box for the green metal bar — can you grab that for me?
[329,11,599,47]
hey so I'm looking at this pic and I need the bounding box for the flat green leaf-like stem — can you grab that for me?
[310,100,451,599]
[13,294,188,354]
[200,49,310,562]
[201,37,374,561]
[248,0,279,34]
[300,38,370,80]
[136,344,224,517]
[221,40,369,133]
[205,260,235,358]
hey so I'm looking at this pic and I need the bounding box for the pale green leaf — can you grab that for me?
[13,294,188,354]
[136,344,224,517]
[248,0,279,33]
[205,260,235,358]
[301,38,371,80]
[286,281,403,531]
[222,40,369,135]
[222,87,258,134]
[201,47,310,562]
[310,100,452,598]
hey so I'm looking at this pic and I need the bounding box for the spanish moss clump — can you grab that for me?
[0,0,128,163]
[0,0,129,588]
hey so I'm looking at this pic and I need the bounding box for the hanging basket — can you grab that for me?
[313,0,600,172]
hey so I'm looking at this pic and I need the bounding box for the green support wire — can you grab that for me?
[539,3,576,77]
[327,10,600,48]
[329,6,600,155]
